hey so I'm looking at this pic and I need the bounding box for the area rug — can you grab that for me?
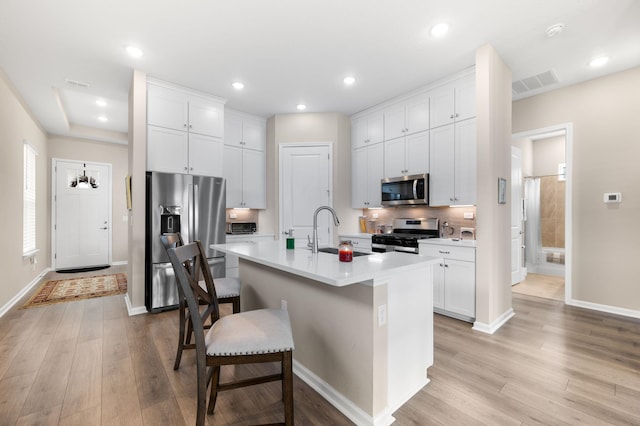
[21,273,127,309]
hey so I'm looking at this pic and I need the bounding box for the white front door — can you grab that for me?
[53,159,111,270]
[280,144,332,248]
[511,146,525,284]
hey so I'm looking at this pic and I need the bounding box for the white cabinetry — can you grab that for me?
[384,131,429,177]
[429,74,475,129]
[429,118,476,206]
[383,94,429,140]
[223,110,267,209]
[339,234,372,253]
[352,142,384,208]
[147,82,225,176]
[352,113,384,149]
[420,242,475,322]
[225,234,275,278]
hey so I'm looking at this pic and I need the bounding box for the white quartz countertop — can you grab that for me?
[419,238,477,248]
[212,240,440,287]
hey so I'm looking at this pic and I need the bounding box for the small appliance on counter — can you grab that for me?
[226,222,257,235]
[460,227,476,240]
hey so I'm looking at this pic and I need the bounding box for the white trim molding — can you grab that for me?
[473,308,515,334]
[293,360,395,426]
[567,299,640,320]
[125,293,148,316]
[0,267,51,318]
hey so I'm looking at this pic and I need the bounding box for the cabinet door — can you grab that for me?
[147,126,188,173]
[352,117,368,149]
[242,118,266,151]
[223,145,244,208]
[384,103,406,141]
[429,125,455,206]
[444,259,475,318]
[367,113,384,144]
[433,262,445,310]
[242,148,266,208]
[429,85,455,129]
[224,114,244,147]
[405,94,429,135]
[147,85,188,131]
[188,98,223,138]
[454,74,476,122]
[367,142,384,207]
[405,131,429,176]
[189,134,224,177]
[384,138,406,177]
[352,147,369,208]
[455,119,476,205]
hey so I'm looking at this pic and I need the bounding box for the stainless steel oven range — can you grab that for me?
[371,217,439,254]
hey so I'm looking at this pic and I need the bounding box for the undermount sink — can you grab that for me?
[317,247,371,257]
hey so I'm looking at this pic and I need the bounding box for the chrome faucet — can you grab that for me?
[308,206,340,253]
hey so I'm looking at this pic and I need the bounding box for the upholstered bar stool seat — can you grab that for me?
[205,308,294,356]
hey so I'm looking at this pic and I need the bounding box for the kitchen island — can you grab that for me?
[212,240,439,426]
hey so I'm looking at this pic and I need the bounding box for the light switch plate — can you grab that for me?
[464,211,474,219]
[603,192,622,203]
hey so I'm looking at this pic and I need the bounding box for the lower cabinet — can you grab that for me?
[420,242,475,322]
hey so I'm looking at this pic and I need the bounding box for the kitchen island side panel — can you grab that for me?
[239,259,381,418]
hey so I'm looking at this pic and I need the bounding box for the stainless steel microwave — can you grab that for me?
[381,173,429,207]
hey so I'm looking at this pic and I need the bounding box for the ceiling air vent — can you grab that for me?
[512,70,559,95]
[64,78,90,88]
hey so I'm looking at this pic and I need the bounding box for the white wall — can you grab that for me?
[513,66,640,312]
[0,70,49,311]
[533,136,565,177]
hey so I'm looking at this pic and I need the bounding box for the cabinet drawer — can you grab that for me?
[419,244,475,262]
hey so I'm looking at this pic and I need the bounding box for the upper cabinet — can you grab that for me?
[224,111,266,151]
[146,82,225,176]
[223,110,267,209]
[352,112,384,149]
[384,131,429,177]
[147,84,224,138]
[429,73,476,129]
[383,94,429,140]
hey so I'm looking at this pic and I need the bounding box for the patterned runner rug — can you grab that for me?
[21,273,127,309]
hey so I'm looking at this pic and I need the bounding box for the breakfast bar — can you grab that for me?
[212,240,439,426]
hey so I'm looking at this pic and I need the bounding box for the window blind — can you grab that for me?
[23,141,37,255]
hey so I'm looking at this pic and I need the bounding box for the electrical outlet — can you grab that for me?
[377,304,387,327]
[281,299,288,310]
[372,213,379,219]
[229,212,238,219]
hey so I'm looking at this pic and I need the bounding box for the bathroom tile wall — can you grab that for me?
[540,175,565,248]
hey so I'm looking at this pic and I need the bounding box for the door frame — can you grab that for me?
[512,123,572,304]
[278,142,333,241]
[510,145,525,285]
[51,158,113,269]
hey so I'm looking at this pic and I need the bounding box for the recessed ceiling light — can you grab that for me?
[232,82,244,90]
[96,99,107,107]
[296,104,307,111]
[97,115,108,122]
[546,23,565,38]
[430,22,449,38]
[589,56,609,68]
[343,76,356,85]
[125,45,143,58]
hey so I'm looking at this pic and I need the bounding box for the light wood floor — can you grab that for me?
[2,268,640,425]
[512,273,565,301]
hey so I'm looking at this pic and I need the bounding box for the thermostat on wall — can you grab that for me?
[603,192,622,203]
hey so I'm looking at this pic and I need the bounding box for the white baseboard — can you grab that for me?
[292,360,395,426]
[111,260,128,266]
[124,293,148,316]
[472,308,515,334]
[0,267,52,318]
[567,299,640,320]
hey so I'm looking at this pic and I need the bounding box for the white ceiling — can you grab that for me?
[1,0,639,144]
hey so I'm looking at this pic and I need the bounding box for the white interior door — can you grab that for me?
[54,160,111,270]
[280,144,332,247]
[511,146,525,284]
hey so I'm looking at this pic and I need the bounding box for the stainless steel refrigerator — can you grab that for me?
[145,172,226,312]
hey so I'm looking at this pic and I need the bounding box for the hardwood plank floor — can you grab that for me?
[1,267,639,425]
